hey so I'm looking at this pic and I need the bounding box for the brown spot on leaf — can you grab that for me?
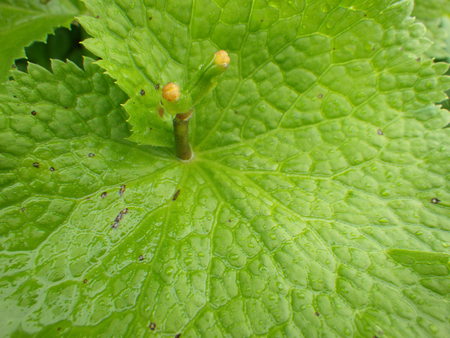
[139,255,144,261]
[172,189,181,201]
[83,279,88,284]
[315,312,320,316]
[377,129,384,135]
[31,110,37,116]
[119,184,126,196]
[158,107,164,117]
[154,83,160,90]
[101,192,107,198]
[32,162,40,168]
[431,198,441,204]
[111,208,128,229]
[140,89,146,96]
[88,153,95,157]
[49,167,55,172]
[175,334,181,338]
[149,322,156,330]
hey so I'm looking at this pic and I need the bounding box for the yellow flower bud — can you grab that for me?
[162,82,181,102]
[214,50,230,68]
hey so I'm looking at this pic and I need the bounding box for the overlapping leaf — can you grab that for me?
[1,0,450,336]
[0,0,81,81]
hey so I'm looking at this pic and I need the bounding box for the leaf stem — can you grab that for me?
[173,111,193,161]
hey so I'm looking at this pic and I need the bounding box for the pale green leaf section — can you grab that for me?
[0,0,80,81]
[2,0,450,337]
[413,0,450,60]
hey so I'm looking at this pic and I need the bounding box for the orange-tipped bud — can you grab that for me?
[214,50,230,68]
[162,82,181,102]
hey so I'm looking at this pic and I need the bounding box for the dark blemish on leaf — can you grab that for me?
[317,93,324,99]
[149,16,153,21]
[83,279,88,284]
[20,207,26,213]
[373,336,378,338]
[8,76,14,81]
[101,192,107,198]
[175,334,181,338]
[140,89,146,96]
[158,107,164,117]
[88,153,95,157]
[57,327,62,331]
[315,312,320,316]
[149,322,156,330]
[119,184,126,196]
[377,129,384,135]
[32,162,40,168]
[111,208,128,229]
[139,255,144,261]
[155,83,160,90]
[431,198,441,204]
[95,15,100,19]
[13,95,17,98]
[49,167,55,172]
[172,189,181,201]
[227,219,232,223]
[31,110,37,116]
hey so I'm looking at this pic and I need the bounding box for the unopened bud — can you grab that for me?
[214,50,230,68]
[162,82,180,102]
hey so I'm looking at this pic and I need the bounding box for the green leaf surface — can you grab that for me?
[0,0,80,82]
[413,0,450,60]
[2,0,450,336]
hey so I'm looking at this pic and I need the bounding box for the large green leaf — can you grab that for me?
[2,0,450,336]
[0,0,81,82]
